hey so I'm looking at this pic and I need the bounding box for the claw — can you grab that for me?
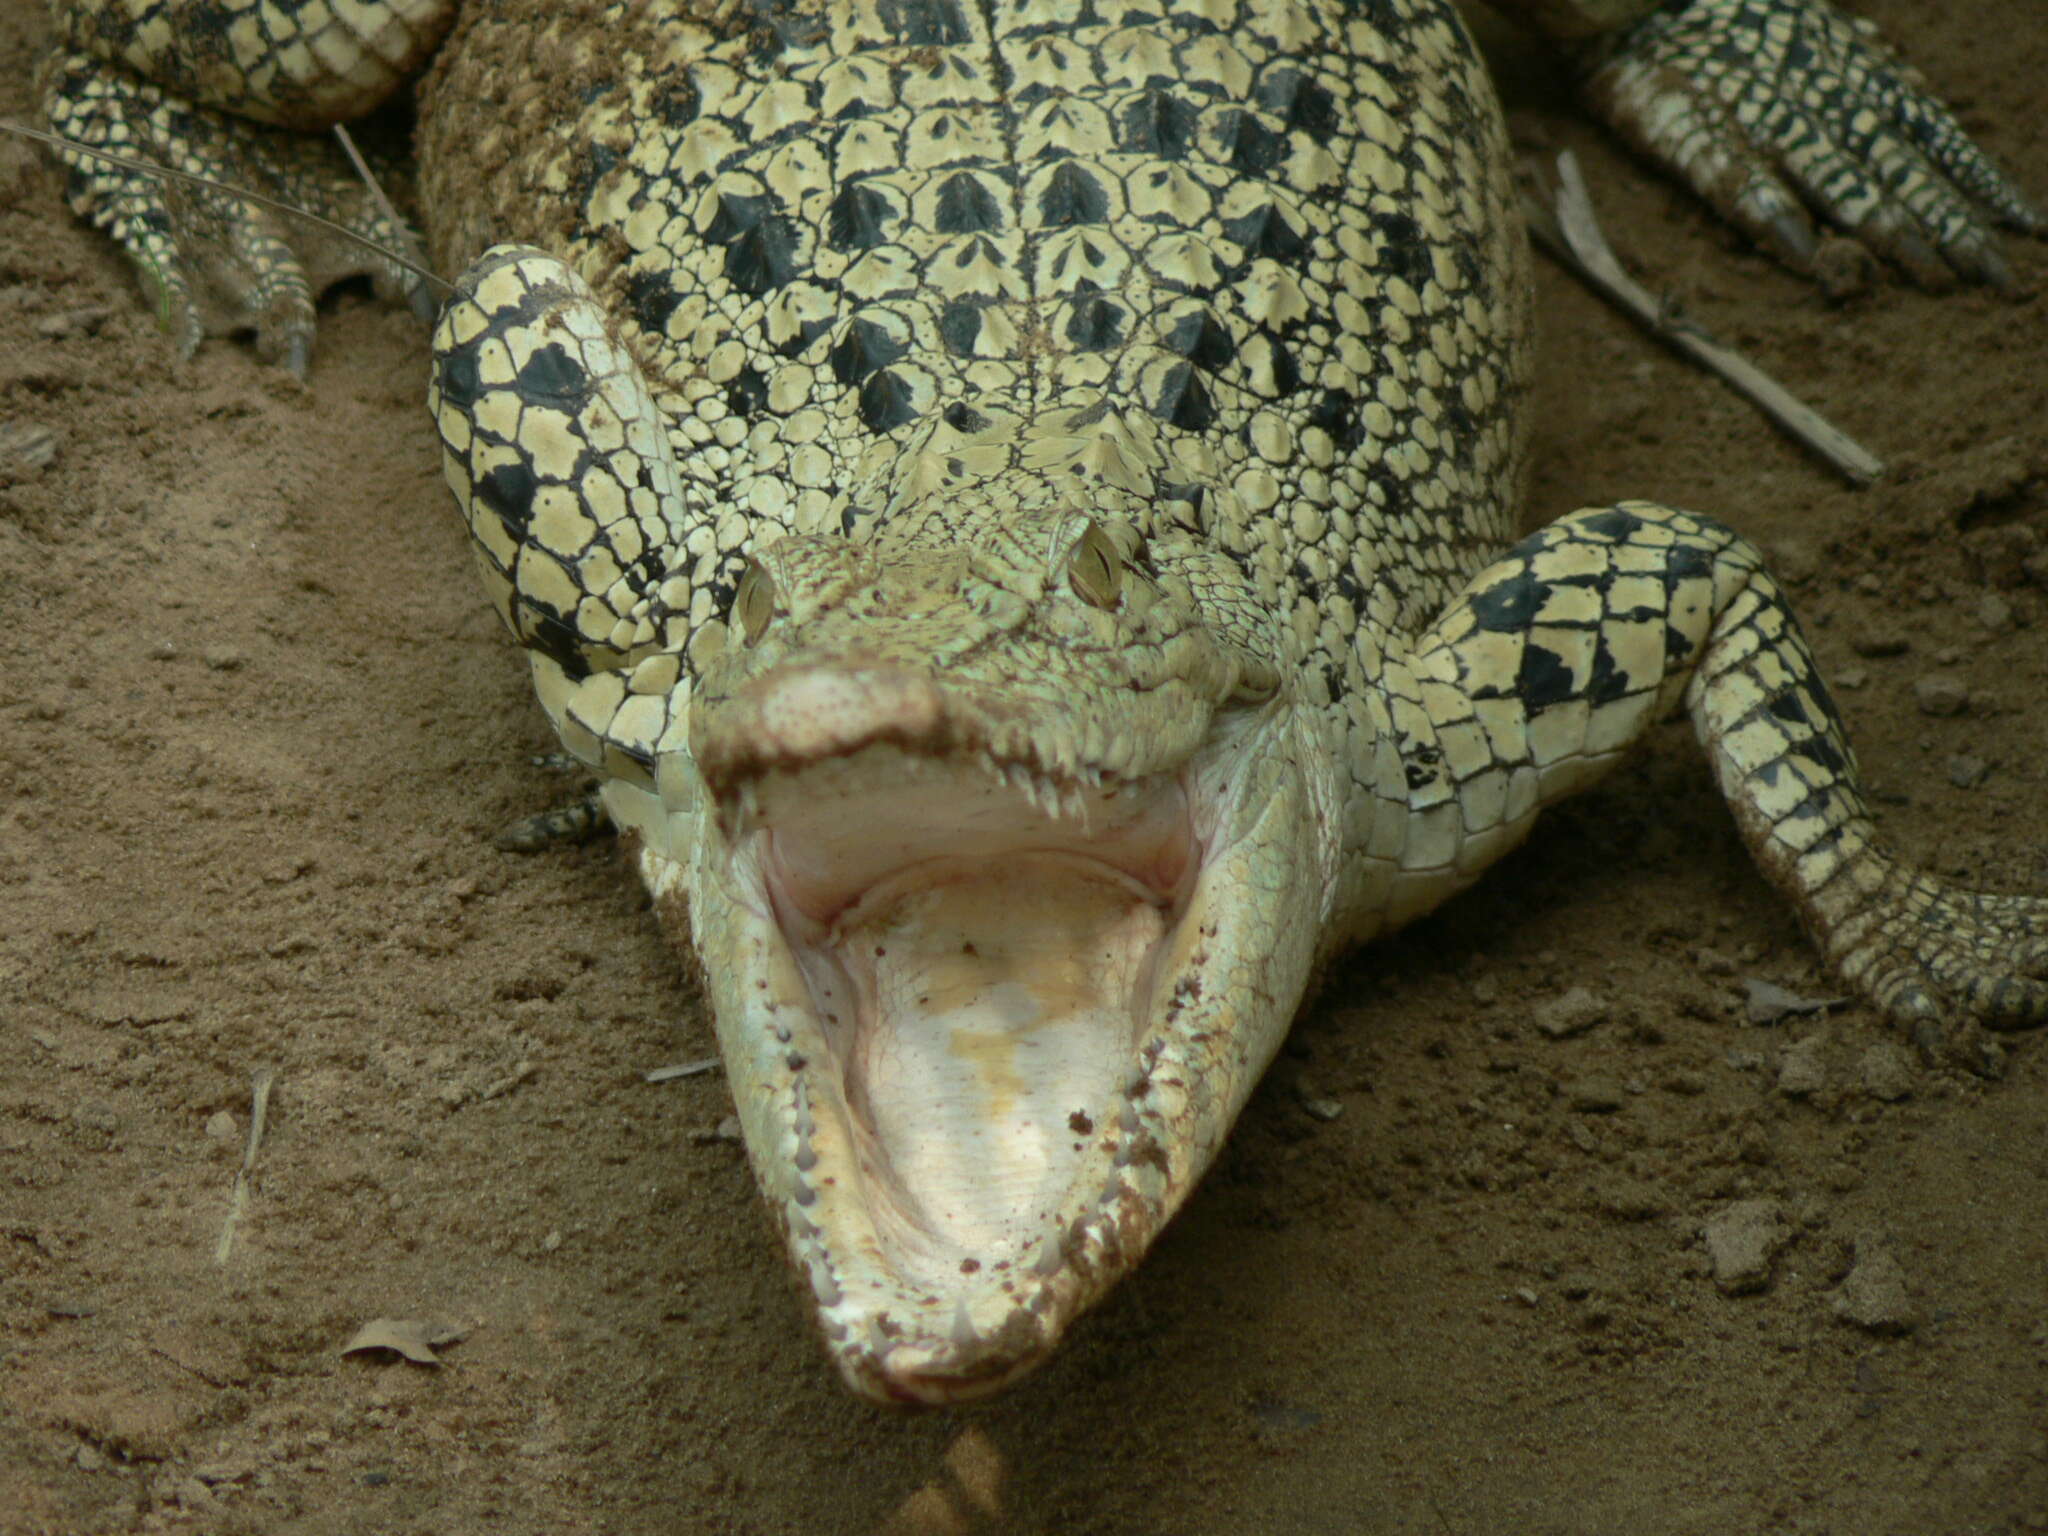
[1957,239,2021,297]
[2007,189,2048,236]
[1886,228,1956,291]
[1768,208,1819,266]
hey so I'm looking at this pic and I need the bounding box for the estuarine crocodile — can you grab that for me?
[42,0,2048,1404]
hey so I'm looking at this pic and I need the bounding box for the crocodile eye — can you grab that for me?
[1066,522,1125,610]
[733,558,777,643]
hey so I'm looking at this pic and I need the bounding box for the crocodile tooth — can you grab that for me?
[1003,761,1036,813]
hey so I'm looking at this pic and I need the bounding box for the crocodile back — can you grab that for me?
[419,0,1532,695]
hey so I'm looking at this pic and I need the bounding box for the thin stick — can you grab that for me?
[645,1057,722,1084]
[1,119,450,295]
[330,121,432,279]
[214,1067,276,1267]
[1525,150,1884,487]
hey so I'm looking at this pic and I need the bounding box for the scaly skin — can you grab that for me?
[42,0,2048,1402]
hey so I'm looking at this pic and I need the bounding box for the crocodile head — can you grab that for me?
[611,499,1338,1404]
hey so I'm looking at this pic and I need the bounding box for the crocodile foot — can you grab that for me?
[39,49,428,373]
[1580,0,2043,291]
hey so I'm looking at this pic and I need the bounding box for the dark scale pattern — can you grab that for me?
[424,0,1530,659]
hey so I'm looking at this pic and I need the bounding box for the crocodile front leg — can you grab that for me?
[1359,502,2047,1047]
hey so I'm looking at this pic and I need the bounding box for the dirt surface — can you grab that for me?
[4,6,2047,1533]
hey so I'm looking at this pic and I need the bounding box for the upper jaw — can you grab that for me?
[682,659,1334,1404]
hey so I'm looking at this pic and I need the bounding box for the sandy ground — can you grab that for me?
[2,4,2046,1533]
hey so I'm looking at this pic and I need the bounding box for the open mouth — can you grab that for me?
[752,750,1194,1286]
[662,662,1327,1404]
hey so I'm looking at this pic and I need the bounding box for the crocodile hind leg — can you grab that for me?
[1571,0,2044,289]
[1368,501,2047,1052]
[40,0,456,368]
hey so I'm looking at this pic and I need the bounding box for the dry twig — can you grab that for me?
[1525,150,1884,487]
[645,1057,722,1084]
[214,1067,276,1266]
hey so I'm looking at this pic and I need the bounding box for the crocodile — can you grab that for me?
[42,0,2048,1405]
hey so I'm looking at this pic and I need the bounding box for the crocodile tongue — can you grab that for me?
[649,661,1333,1403]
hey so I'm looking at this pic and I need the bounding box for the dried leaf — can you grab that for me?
[340,1318,468,1366]
[1744,978,1850,1026]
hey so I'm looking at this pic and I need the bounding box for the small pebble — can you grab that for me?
[202,647,246,672]
[204,1110,238,1142]
[1857,1042,1916,1102]
[1532,986,1605,1039]
[34,305,111,340]
[76,1444,104,1472]
[0,420,60,469]
[1777,1034,1828,1097]
[1701,1199,1789,1296]
[1565,1077,1624,1113]
[691,1115,745,1146]
[1946,755,1990,789]
[1912,673,1970,717]
[147,640,178,662]
[541,1229,563,1253]
[1767,540,1817,584]
[1834,666,1868,691]
[1693,946,1737,977]
[1832,1234,1916,1334]
[1977,593,2014,632]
